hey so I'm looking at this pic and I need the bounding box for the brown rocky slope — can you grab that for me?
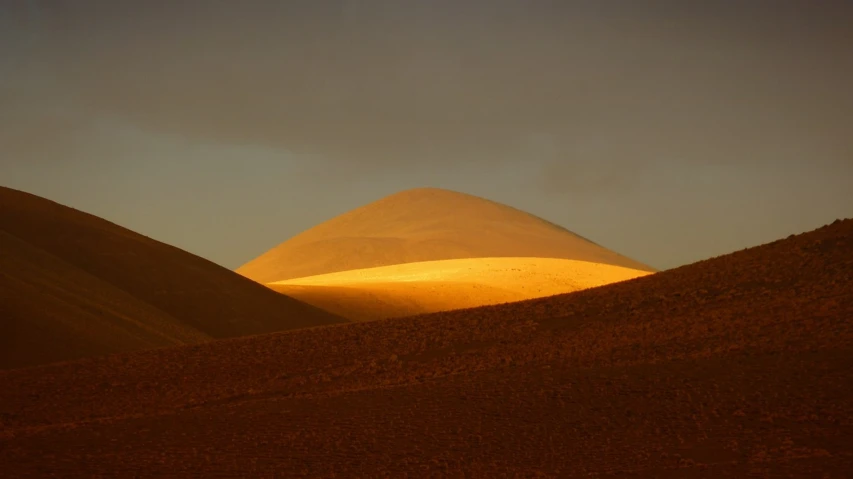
[0,219,851,476]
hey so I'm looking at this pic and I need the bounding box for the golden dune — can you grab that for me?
[238,187,655,283]
[269,257,652,321]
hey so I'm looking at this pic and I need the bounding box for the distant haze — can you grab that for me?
[1,1,851,270]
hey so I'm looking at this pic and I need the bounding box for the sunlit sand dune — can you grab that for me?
[269,257,652,321]
[238,187,655,283]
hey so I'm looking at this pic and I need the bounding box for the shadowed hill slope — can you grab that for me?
[1,219,850,476]
[0,230,209,369]
[238,187,655,283]
[0,186,344,369]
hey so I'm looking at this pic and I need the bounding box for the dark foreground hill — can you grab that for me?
[1,219,851,476]
[0,186,344,369]
[238,187,655,283]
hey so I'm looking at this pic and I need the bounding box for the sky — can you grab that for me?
[1,0,851,271]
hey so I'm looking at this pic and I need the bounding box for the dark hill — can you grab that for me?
[0,186,344,369]
[2,219,850,475]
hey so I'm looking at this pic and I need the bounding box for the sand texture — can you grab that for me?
[238,187,655,283]
[1,219,851,476]
[271,257,652,321]
[0,186,344,369]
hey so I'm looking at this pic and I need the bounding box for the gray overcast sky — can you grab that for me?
[1,0,852,270]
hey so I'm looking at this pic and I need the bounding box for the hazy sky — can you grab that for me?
[2,0,851,270]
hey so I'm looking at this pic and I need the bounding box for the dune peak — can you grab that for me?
[238,188,654,283]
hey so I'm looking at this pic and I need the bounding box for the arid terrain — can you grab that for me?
[1,219,850,477]
[238,187,656,283]
[270,257,651,321]
[0,186,344,369]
